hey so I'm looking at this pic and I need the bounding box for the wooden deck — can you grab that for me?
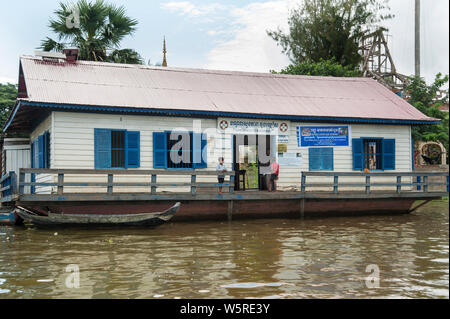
[0,169,448,221]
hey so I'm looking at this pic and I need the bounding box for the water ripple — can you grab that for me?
[0,200,448,298]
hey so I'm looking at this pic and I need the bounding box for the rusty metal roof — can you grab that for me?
[17,55,436,123]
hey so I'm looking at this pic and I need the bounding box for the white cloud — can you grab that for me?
[206,30,228,36]
[161,1,228,18]
[204,1,295,73]
[382,0,449,86]
[0,76,16,84]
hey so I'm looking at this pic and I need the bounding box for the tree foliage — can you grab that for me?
[0,83,17,130]
[267,0,392,67]
[272,58,361,77]
[108,48,143,64]
[40,0,143,64]
[408,74,449,157]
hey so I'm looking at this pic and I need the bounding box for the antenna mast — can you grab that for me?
[415,0,420,77]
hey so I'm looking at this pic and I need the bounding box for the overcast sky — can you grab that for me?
[0,0,448,86]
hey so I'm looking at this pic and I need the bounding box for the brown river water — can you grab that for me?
[0,200,448,299]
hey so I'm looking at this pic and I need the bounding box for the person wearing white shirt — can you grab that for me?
[216,157,227,194]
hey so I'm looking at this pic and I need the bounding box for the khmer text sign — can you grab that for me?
[297,126,350,147]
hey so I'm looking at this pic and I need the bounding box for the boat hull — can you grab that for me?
[15,202,180,227]
[17,197,420,222]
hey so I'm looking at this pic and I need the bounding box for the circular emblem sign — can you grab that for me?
[219,120,229,130]
[279,122,288,132]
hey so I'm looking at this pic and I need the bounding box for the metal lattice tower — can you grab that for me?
[359,28,410,94]
[360,27,448,102]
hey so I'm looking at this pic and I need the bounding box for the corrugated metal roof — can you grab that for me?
[18,55,435,122]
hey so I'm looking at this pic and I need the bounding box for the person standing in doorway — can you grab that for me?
[217,157,227,194]
[268,160,279,192]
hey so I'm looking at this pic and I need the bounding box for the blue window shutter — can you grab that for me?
[125,131,140,168]
[43,131,50,168]
[382,139,395,170]
[309,148,320,171]
[30,141,35,168]
[193,132,207,169]
[323,148,333,170]
[37,136,44,168]
[200,133,207,168]
[30,141,35,194]
[352,138,364,171]
[34,139,39,168]
[42,133,47,168]
[309,148,333,171]
[153,132,167,168]
[94,129,111,169]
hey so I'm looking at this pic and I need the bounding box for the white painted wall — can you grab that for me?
[52,111,219,193]
[277,122,412,191]
[29,114,53,194]
[41,111,414,193]
[4,140,30,176]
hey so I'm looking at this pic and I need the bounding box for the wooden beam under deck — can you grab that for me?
[12,190,446,204]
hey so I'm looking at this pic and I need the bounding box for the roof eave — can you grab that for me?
[4,101,439,128]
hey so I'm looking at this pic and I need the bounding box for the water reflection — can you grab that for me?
[0,200,448,299]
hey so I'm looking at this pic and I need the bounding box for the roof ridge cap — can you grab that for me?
[20,55,368,81]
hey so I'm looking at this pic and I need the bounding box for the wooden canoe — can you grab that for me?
[15,202,180,227]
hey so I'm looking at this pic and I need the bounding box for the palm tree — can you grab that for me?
[40,0,143,64]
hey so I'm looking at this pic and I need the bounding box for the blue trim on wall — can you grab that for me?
[3,100,21,132]
[4,100,441,130]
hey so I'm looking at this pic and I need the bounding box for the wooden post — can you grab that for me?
[227,200,233,221]
[229,175,235,193]
[151,174,157,194]
[107,174,113,194]
[191,174,196,195]
[333,175,338,194]
[19,171,25,195]
[396,176,401,194]
[423,175,428,193]
[365,175,370,194]
[57,173,64,195]
[301,174,306,193]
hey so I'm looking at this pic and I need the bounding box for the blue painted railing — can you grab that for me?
[301,171,450,194]
[0,171,16,199]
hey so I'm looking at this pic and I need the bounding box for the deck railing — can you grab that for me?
[0,171,17,200]
[301,171,450,194]
[0,169,448,203]
[11,168,235,198]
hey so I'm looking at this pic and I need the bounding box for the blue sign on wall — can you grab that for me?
[297,126,349,147]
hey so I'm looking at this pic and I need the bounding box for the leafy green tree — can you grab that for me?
[272,58,361,77]
[267,0,392,67]
[108,48,143,64]
[408,74,449,159]
[40,0,143,64]
[0,83,17,129]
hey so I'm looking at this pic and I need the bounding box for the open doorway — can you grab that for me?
[233,134,275,191]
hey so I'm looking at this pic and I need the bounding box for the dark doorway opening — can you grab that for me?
[232,134,275,191]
